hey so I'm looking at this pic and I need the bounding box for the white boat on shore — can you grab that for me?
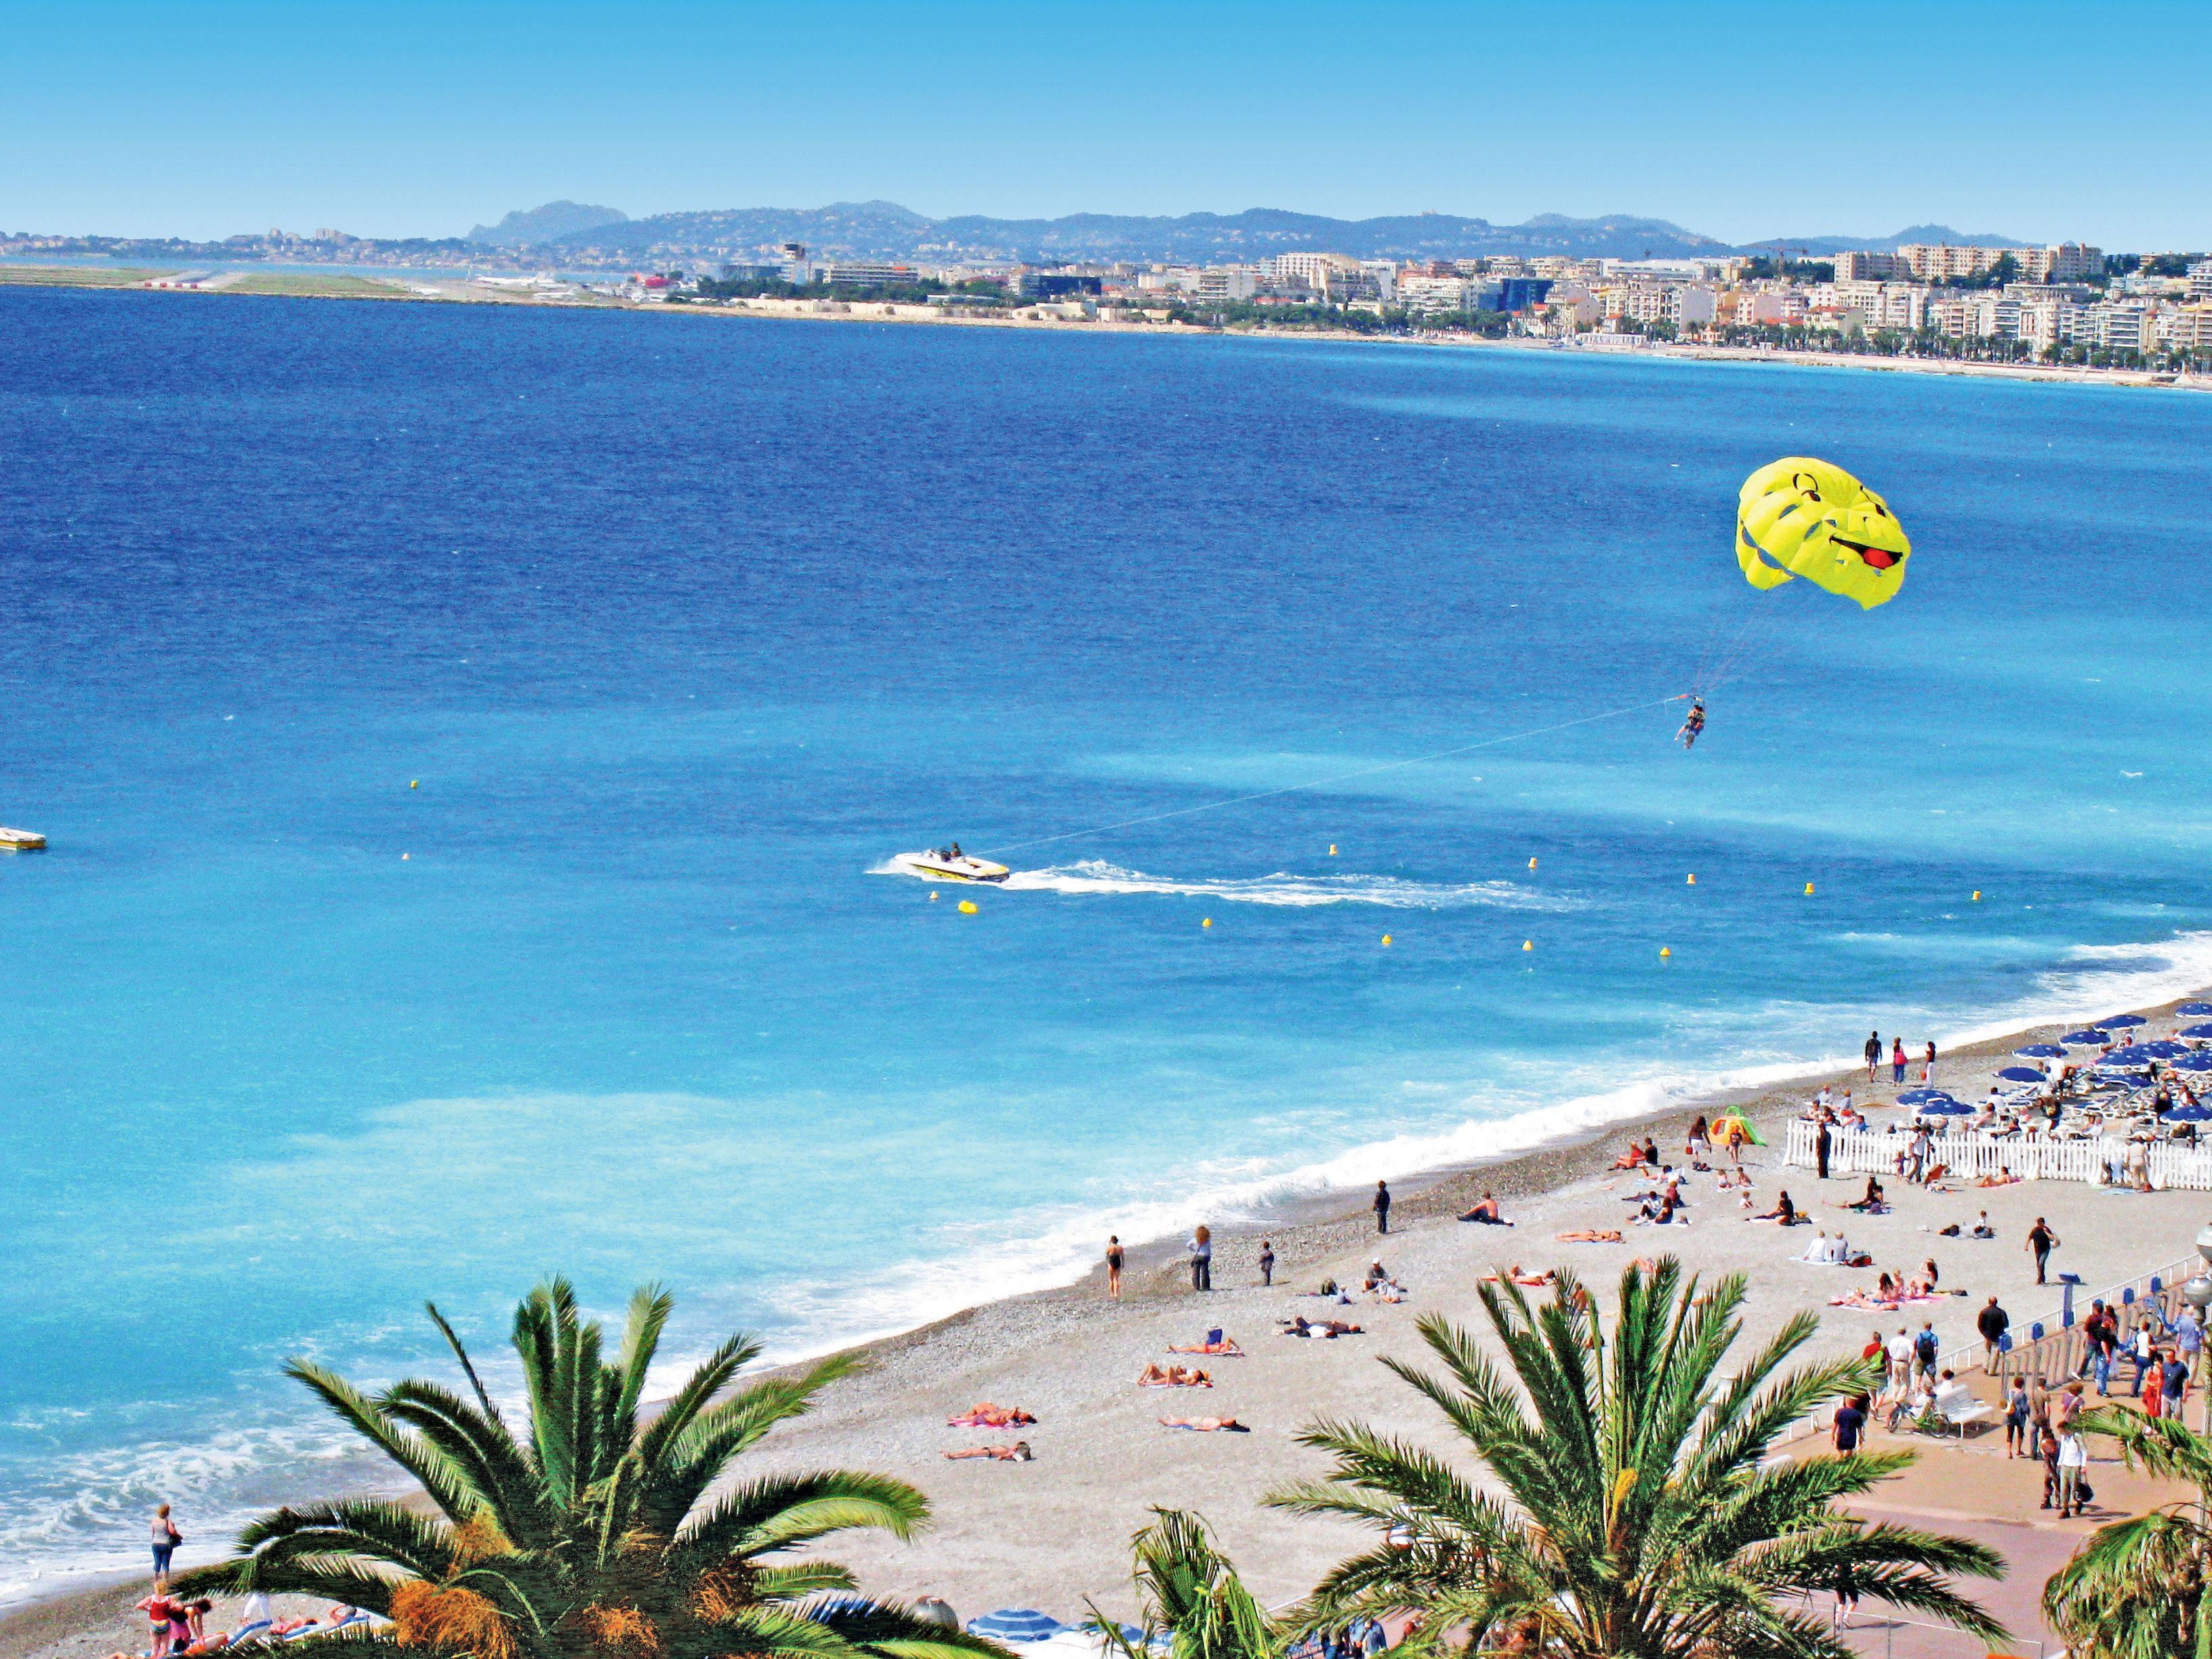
[891,846,1009,883]
[0,827,47,851]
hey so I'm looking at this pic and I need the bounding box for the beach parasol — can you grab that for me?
[2171,1053,2212,1073]
[1919,1097,1974,1115]
[1996,1066,2047,1084]
[2060,1030,2108,1046]
[969,1612,1069,1644]
[1896,1088,1950,1106]
[2180,1023,2212,1040]
[2146,1040,2192,1059]
[2177,1002,2212,1017]
[2100,1044,2159,1065]
[2162,1102,2212,1122]
[2015,1044,2066,1059]
[2100,1013,2148,1030]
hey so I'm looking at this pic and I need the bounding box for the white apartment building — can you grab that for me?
[2160,304,2212,352]
[1835,251,1902,282]
[2190,260,2212,300]
[1195,266,1258,301]
[1899,242,2100,283]
[1270,251,1366,294]
[1736,291,1807,326]
[1397,274,1473,312]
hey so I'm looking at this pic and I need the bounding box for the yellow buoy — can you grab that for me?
[1685,873,1697,885]
[1202,917,1212,928]
[1528,857,1538,870]
[1329,844,1337,856]
[928,891,939,901]
[1804,882,1816,896]
[1522,939,1534,951]
[1972,890,1982,901]
[409,779,419,789]
[401,852,410,860]
[958,899,978,914]
[1660,946,1672,958]
[1381,933,1393,945]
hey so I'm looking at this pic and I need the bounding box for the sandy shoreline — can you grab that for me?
[12,979,2212,1658]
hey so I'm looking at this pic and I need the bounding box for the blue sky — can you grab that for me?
[4,1,2204,249]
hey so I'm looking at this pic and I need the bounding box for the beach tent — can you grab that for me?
[1710,1115,1765,1145]
[2015,1044,2066,1059]
[1996,1067,2047,1084]
[970,1612,1069,1645]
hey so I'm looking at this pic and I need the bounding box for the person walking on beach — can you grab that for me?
[2027,1216,2059,1285]
[1105,1235,1124,1301]
[1188,1226,1212,1292]
[150,1504,180,1589]
[1923,1040,1938,1085]
[1815,1117,1832,1181]
[1891,1038,1906,1084]
[1865,1031,1882,1081]
[1373,1180,1391,1236]
[1977,1295,2009,1372]
[1258,1238,1275,1287]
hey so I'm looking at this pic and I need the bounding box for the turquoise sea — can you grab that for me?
[2,288,2208,1596]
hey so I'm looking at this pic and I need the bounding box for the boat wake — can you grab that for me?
[996,859,1579,910]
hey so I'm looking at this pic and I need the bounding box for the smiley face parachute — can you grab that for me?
[1736,457,1910,611]
[1685,457,1912,726]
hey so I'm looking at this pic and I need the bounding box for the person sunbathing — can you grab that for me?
[1557,1228,1624,1243]
[1160,1416,1249,1431]
[947,1402,1036,1427]
[1751,1191,1798,1224]
[1281,1315,1363,1337]
[1844,1176,1886,1212]
[943,1441,1033,1461]
[1168,1336,1244,1355]
[1481,1265,1553,1286]
[1137,1364,1212,1387]
[1973,1167,2022,1187]
[1459,1192,1513,1225]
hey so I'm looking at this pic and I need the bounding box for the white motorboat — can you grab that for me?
[0,827,46,851]
[893,846,1009,883]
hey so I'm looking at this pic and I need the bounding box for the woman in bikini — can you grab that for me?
[943,1441,1033,1461]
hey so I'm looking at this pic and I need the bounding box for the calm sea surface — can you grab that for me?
[2,288,2208,1595]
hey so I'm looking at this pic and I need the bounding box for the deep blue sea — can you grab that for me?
[2,287,2208,1596]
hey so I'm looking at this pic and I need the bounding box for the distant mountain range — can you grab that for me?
[467,200,2036,264]
[468,201,630,245]
[1743,224,2033,255]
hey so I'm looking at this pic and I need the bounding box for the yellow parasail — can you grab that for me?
[1736,457,1910,610]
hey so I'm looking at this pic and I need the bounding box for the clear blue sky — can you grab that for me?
[5,1,2204,249]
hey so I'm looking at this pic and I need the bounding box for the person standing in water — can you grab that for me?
[1105,1235,1124,1301]
[1374,1180,1392,1235]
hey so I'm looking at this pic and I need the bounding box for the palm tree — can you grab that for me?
[175,1277,1002,1659]
[1268,1258,2005,1659]
[2043,1406,2212,1659]
[1091,1510,1280,1659]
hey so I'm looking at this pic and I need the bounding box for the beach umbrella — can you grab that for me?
[970,1612,1068,1645]
[2177,1002,2212,1017]
[2102,1044,2159,1065]
[2060,1030,2108,1046]
[1919,1097,1974,1115]
[2180,1023,2212,1040]
[1896,1088,1952,1105]
[2162,1102,2212,1122]
[2171,1053,2212,1073]
[2146,1040,2192,1059]
[807,1598,886,1624]
[1996,1066,2047,1084]
[2100,1014,2148,1029]
[2015,1044,2066,1059]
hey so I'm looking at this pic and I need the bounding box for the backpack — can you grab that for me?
[1916,1330,1939,1366]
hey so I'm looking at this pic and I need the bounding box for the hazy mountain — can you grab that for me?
[527,200,1732,262]
[468,201,630,246]
[1745,224,2034,255]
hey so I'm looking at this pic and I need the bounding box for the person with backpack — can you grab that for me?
[1914,1321,1940,1382]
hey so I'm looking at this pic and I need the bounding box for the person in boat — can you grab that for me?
[947,842,962,859]
[1678,698,1706,748]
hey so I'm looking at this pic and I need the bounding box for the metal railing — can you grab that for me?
[1782,1120,2212,1191]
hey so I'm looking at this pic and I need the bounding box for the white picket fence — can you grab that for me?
[1782,1119,2212,1191]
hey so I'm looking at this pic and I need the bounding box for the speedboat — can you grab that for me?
[895,846,1009,883]
[0,827,45,851]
